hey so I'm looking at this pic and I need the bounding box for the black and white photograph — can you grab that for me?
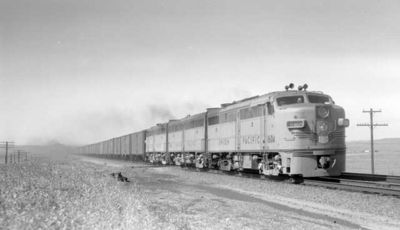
[1,0,400,229]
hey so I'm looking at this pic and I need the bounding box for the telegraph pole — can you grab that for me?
[5,142,8,164]
[357,109,388,174]
[1,141,15,164]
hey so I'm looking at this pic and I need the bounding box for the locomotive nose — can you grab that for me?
[315,105,332,144]
[315,105,349,144]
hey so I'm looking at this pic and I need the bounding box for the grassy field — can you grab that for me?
[0,155,165,229]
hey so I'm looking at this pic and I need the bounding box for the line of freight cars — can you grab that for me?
[80,132,146,161]
[78,84,350,179]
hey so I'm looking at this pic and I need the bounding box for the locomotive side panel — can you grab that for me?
[154,134,167,152]
[207,124,220,152]
[239,117,263,151]
[183,114,206,153]
[184,127,205,152]
[168,131,183,152]
[208,122,236,152]
[239,106,264,152]
[167,120,184,165]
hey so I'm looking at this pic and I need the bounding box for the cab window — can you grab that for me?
[276,96,304,106]
[308,95,331,104]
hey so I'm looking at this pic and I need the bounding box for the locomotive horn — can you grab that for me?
[303,84,308,91]
[285,83,294,91]
[298,85,303,91]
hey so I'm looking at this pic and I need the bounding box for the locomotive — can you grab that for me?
[79,84,349,179]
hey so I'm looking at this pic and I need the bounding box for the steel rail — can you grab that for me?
[303,178,400,197]
[319,177,400,190]
[338,172,400,184]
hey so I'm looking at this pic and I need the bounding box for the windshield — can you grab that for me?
[276,96,304,106]
[308,95,331,104]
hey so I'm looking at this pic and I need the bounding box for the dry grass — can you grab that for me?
[0,156,163,229]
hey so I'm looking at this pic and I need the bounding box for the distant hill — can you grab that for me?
[348,138,400,144]
[347,138,400,154]
[16,143,76,156]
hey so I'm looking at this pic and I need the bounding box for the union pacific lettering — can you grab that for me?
[241,135,261,145]
[218,138,230,145]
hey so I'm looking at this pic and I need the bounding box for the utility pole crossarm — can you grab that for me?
[356,123,388,127]
[373,123,388,127]
[363,109,382,113]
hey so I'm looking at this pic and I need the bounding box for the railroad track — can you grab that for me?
[87,155,400,197]
[304,172,400,197]
[184,167,400,197]
[337,172,400,184]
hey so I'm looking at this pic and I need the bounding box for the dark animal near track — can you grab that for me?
[110,172,130,182]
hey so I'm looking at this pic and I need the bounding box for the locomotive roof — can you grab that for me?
[220,90,328,111]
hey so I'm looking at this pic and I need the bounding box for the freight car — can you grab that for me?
[78,84,349,179]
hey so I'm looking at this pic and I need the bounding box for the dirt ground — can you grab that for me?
[80,156,400,230]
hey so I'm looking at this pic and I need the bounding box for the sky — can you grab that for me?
[1,0,400,145]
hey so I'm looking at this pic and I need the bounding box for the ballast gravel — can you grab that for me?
[80,157,400,229]
[145,166,400,229]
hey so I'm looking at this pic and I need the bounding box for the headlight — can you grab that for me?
[287,120,306,129]
[338,118,350,127]
[317,106,330,118]
[317,120,328,133]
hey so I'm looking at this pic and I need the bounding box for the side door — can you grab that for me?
[265,101,276,150]
[236,110,241,152]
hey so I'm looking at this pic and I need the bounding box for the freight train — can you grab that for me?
[78,84,349,179]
